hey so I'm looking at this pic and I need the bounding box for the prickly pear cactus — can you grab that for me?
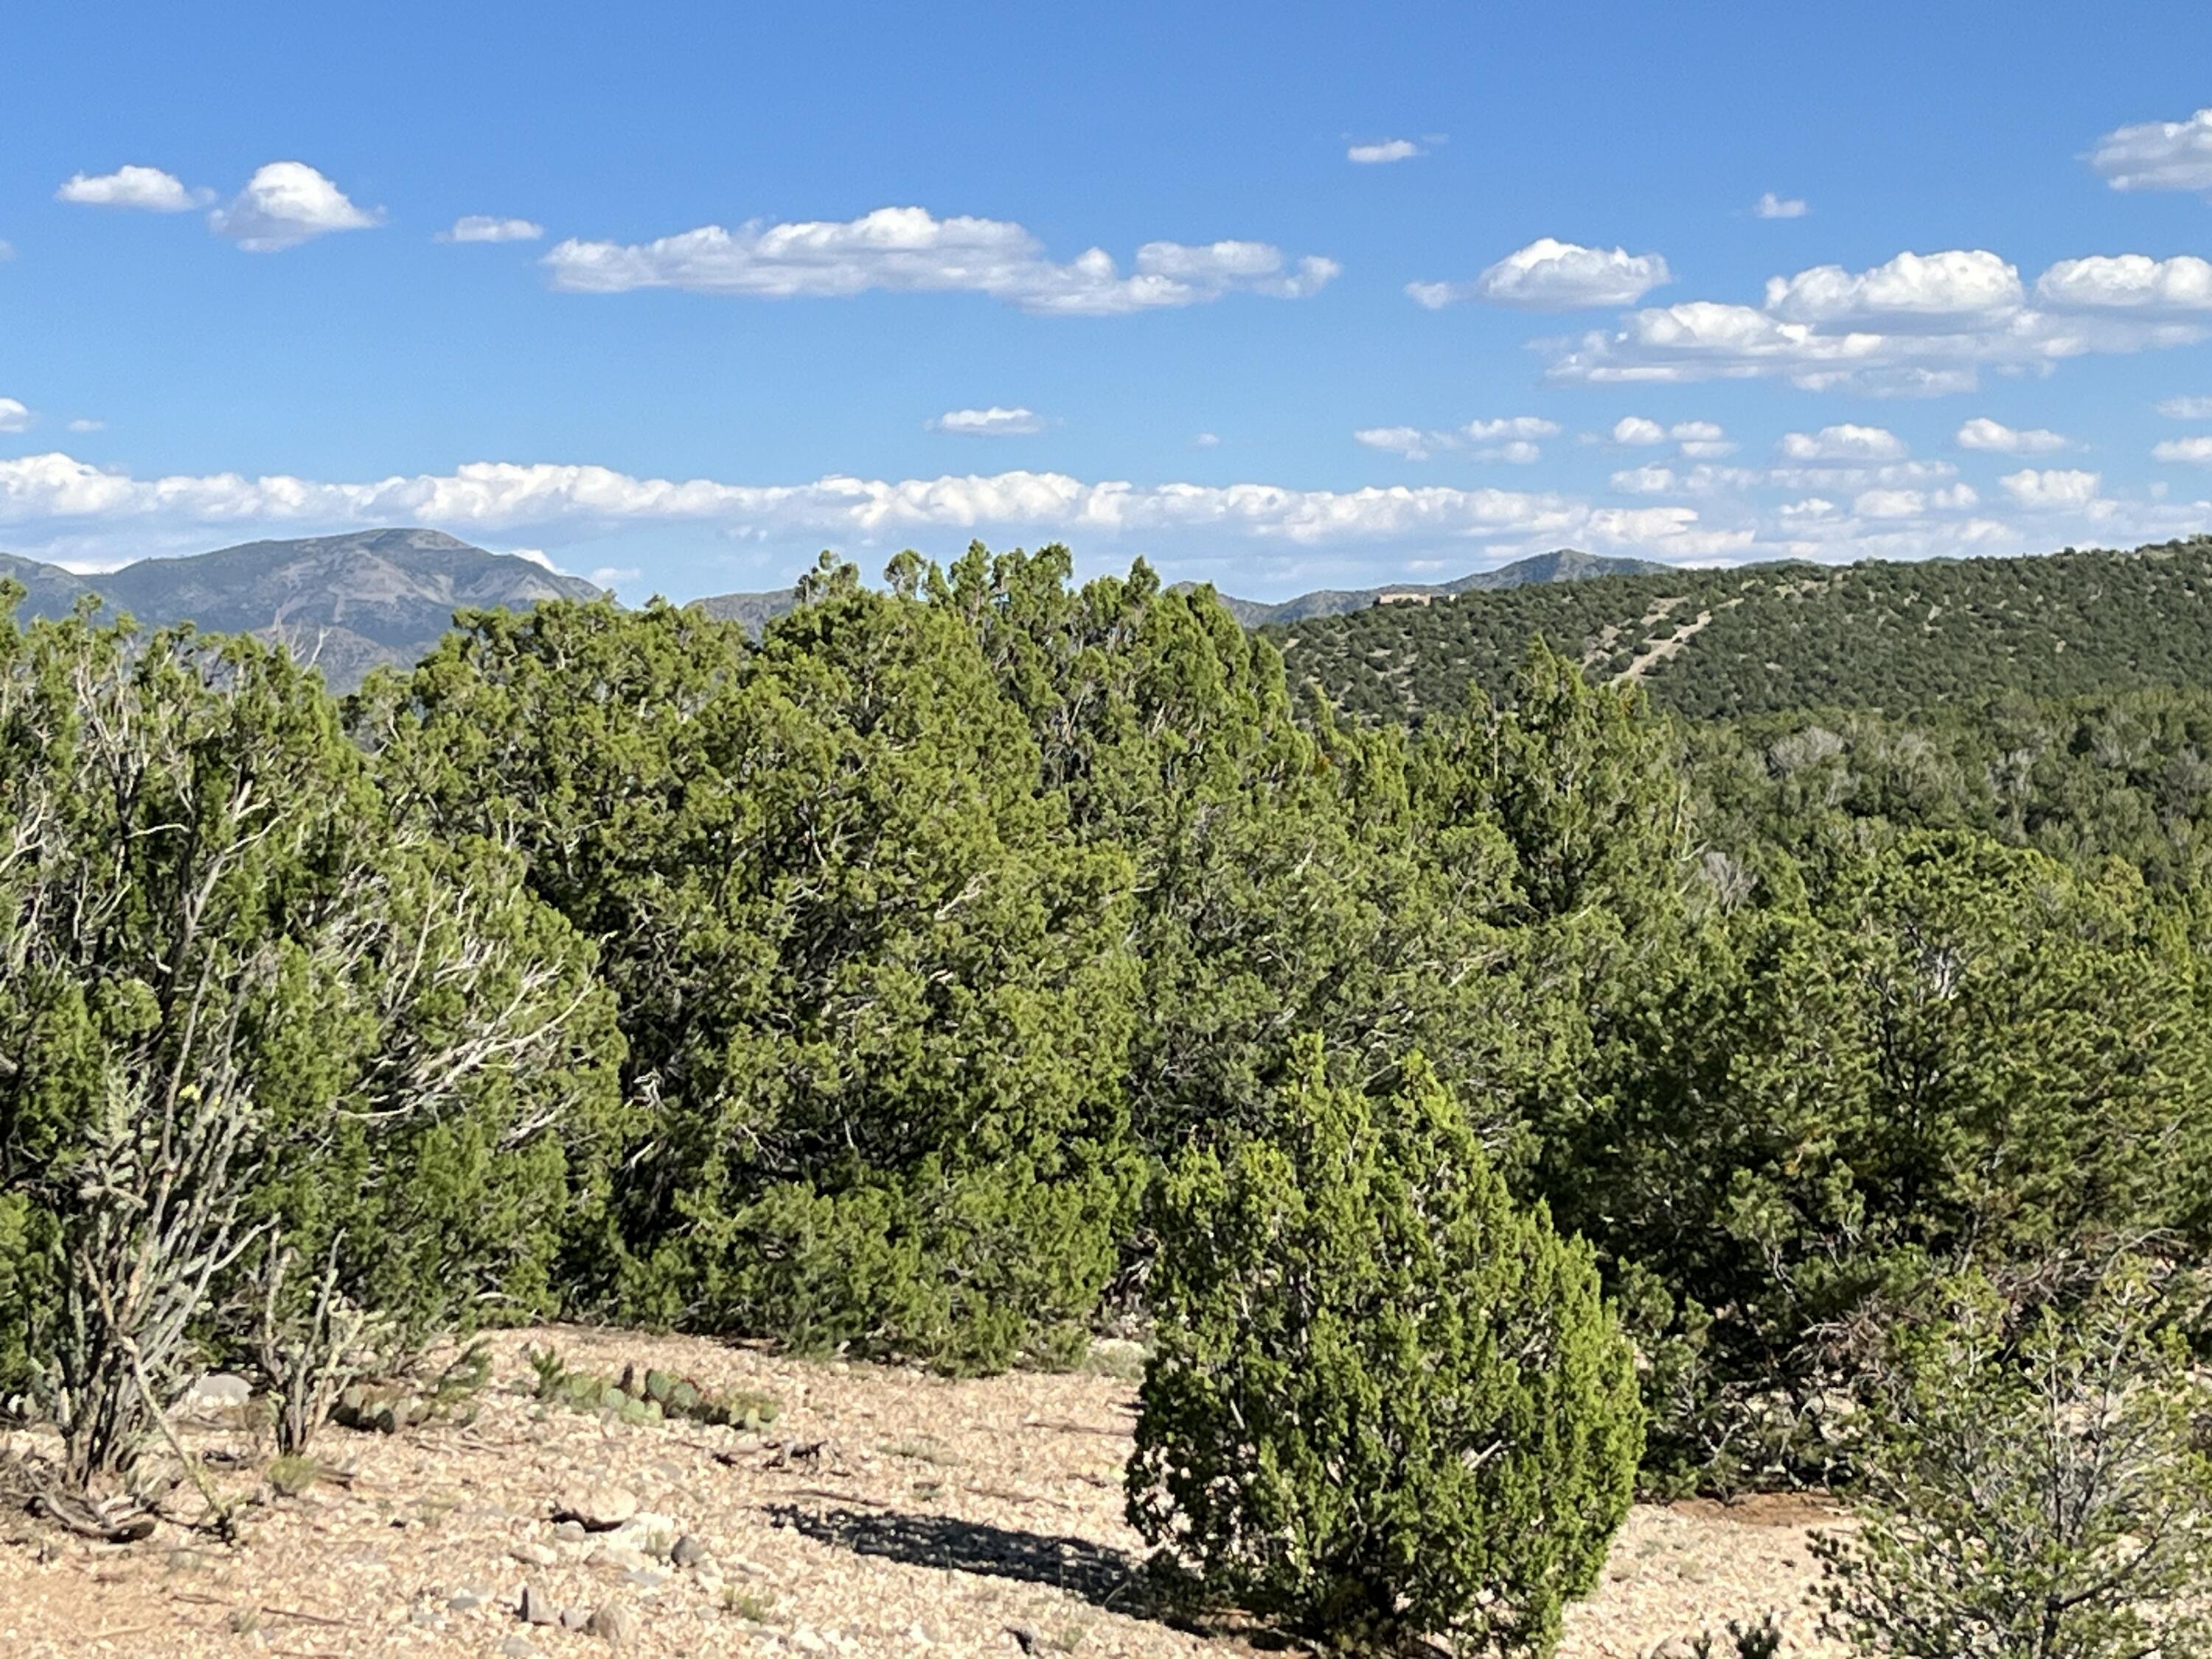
[530,1346,777,1433]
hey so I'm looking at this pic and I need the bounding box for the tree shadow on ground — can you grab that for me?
[765,1503,1308,1650]
[767,1503,1143,1606]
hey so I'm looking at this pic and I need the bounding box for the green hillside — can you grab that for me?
[1177,547,1672,625]
[1270,536,2212,723]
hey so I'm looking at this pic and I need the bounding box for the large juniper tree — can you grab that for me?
[365,570,1140,1370]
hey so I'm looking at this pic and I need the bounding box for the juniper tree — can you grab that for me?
[1128,1039,1642,1655]
[365,577,1139,1371]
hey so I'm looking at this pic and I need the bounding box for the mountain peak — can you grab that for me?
[0,529,603,689]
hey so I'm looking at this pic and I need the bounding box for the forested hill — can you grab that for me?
[1177,548,1672,625]
[1268,535,2212,723]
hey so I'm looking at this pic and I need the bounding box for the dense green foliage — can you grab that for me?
[1128,1040,1641,1655]
[0,602,622,1475]
[361,568,1140,1372]
[1271,536,2212,724]
[1686,685,2212,891]
[10,527,2212,1644]
[1559,831,2212,1481]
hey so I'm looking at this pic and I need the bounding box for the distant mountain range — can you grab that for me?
[686,585,802,632]
[0,534,1674,688]
[685,549,1671,636]
[0,529,605,687]
[71,528,2212,723]
[1169,549,1675,625]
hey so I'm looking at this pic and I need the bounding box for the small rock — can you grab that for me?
[562,1607,591,1632]
[608,1512,680,1555]
[554,1483,639,1531]
[512,1542,558,1567]
[177,1372,252,1414]
[448,1587,489,1612]
[586,1543,653,1573]
[669,1534,708,1569]
[588,1601,641,1645]
[552,1520,589,1543]
[499,1640,534,1659]
[1004,1627,1038,1655]
[520,1585,557,1626]
[622,1568,667,1592]
[791,1630,828,1655]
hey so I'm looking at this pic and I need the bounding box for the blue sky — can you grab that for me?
[5,0,2212,599]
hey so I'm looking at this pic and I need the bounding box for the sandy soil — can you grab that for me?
[0,1326,1843,1658]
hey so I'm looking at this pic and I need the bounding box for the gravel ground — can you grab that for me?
[0,1326,1843,1658]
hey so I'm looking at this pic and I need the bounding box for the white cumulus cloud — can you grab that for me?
[2000,467,2103,508]
[1764,249,2024,327]
[1482,440,1543,465]
[1752,192,1809,220]
[1956,417,2068,453]
[1769,459,1957,492]
[10,447,2191,577]
[2036,254,2212,313]
[0,451,1770,568]
[1781,425,1906,462]
[1348,139,1422,164]
[1408,237,1672,312]
[928,406,1048,437]
[2088,107,2212,195]
[1672,420,1736,458]
[1357,416,1559,462]
[209,162,381,251]
[0,400,32,433]
[2157,396,2212,418]
[1854,489,1927,520]
[66,418,104,434]
[56,165,199,212]
[1547,247,2212,393]
[2153,436,2212,465]
[440,215,545,243]
[1355,426,1433,459]
[543,206,1338,316]
[1461,416,1559,440]
[1611,416,1732,456]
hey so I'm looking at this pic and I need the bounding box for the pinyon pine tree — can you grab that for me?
[1818,1262,2212,1659]
[0,599,623,1484]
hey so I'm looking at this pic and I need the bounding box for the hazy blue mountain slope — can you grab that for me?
[0,529,605,689]
[1178,549,1675,625]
